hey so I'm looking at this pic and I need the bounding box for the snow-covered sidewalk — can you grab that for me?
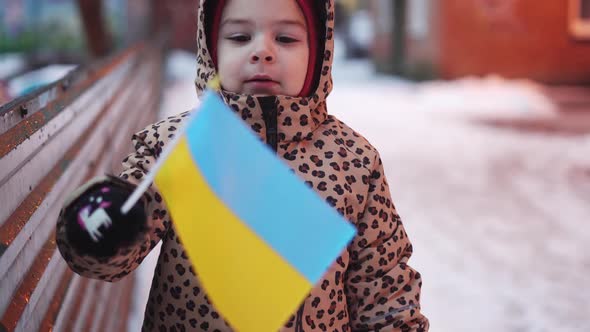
[330,59,590,332]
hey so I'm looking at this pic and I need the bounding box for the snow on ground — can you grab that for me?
[330,58,590,332]
[128,50,590,332]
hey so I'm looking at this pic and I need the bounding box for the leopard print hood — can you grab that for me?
[194,0,335,144]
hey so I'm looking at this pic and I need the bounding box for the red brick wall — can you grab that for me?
[436,0,590,84]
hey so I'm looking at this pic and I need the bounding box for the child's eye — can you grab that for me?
[276,36,299,44]
[227,34,251,42]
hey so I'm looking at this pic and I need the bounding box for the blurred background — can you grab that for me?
[1,0,589,331]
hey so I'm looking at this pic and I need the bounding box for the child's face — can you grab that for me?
[217,0,310,96]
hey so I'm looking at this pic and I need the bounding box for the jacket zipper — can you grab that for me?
[258,96,278,152]
[295,303,304,332]
[259,95,305,331]
[259,95,304,330]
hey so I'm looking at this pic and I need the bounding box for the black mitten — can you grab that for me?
[62,175,148,258]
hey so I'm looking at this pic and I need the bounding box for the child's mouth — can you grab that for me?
[246,79,278,85]
[244,77,280,93]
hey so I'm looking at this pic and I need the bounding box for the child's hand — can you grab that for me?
[61,175,148,258]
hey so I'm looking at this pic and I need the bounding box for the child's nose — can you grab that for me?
[250,53,274,63]
[250,37,276,64]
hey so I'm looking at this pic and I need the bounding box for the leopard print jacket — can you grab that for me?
[56,0,429,331]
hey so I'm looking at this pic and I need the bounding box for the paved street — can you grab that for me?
[129,53,590,332]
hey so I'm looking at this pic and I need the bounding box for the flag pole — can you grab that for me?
[120,127,185,214]
[121,77,221,214]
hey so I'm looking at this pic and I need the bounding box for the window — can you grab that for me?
[569,0,590,39]
[408,0,429,40]
[582,0,590,19]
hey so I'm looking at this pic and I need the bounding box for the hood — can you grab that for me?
[194,0,335,144]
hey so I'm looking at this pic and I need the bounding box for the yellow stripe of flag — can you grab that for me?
[155,138,312,332]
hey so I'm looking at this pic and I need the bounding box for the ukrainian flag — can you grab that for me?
[154,90,356,332]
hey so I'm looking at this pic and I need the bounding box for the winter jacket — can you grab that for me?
[56,0,429,330]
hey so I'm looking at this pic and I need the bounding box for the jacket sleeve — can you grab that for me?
[346,153,429,331]
[55,125,171,282]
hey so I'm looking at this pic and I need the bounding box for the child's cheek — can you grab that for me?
[216,44,241,93]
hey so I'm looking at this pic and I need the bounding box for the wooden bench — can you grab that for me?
[0,41,164,332]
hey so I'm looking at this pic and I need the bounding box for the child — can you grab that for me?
[56,0,430,331]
